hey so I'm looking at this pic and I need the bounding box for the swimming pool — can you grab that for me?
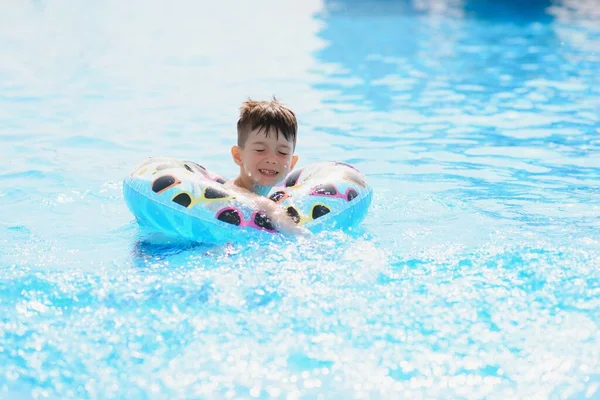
[1,0,599,398]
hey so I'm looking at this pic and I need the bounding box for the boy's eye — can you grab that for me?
[279,152,289,156]
[254,149,265,152]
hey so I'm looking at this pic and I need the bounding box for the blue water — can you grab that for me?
[1,0,599,398]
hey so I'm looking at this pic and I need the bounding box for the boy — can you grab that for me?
[224,98,309,236]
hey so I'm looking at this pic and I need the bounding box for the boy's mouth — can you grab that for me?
[258,169,278,177]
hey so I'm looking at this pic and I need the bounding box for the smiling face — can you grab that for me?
[232,127,298,190]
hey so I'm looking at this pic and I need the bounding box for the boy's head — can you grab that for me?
[231,98,299,190]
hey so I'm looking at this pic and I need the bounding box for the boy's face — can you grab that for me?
[232,127,298,187]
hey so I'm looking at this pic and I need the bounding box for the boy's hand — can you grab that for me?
[254,196,311,237]
[273,212,311,237]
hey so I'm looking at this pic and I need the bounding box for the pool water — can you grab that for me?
[1,0,599,398]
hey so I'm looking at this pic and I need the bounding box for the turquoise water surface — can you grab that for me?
[1,0,599,398]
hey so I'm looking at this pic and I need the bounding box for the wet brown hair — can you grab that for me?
[237,97,298,149]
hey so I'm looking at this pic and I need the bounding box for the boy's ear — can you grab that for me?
[231,146,242,166]
[290,155,299,169]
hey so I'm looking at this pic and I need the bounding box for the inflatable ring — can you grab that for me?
[123,157,372,244]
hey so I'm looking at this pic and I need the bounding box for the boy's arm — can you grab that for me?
[252,195,311,236]
[224,182,310,236]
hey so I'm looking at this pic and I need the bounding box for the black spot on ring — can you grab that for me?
[254,212,276,231]
[286,207,300,224]
[183,162,208,175]
[189,162,206,171]
[312,183,337,196]
[285,169,303,187]
[312,205,330,219]
[152,175,179,193]
[204,187,230,199]
[347,189,358,201]
[172,193,192,207]
[216,177,227,184]
[269,191,287,202]
[217,209,241,226]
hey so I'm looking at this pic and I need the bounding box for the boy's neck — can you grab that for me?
[233,176,272,197]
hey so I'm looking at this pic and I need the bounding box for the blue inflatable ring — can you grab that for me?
[123,157,372,244]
